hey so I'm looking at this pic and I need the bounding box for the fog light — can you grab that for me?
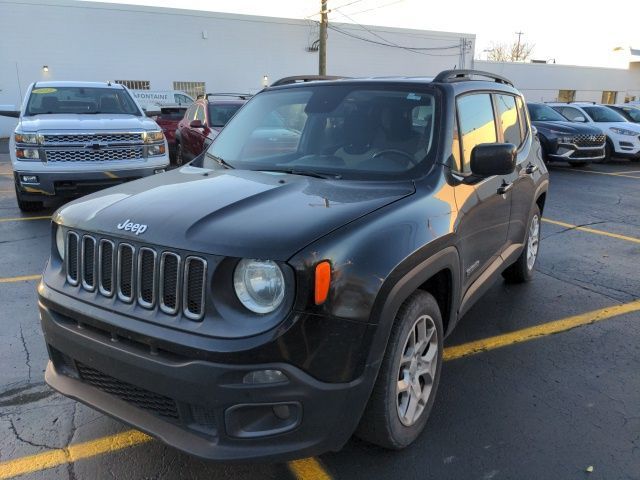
[242,369,288,384]
[154,168,165,174]
[20,174,39,184]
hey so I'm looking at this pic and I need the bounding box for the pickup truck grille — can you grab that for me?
[43,133,144,145]
[573,134,606,147]
[45,147,144,163]
[65,231,207,320]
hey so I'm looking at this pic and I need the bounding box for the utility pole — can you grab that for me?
[514,31,524,61]
[319,0,328,75]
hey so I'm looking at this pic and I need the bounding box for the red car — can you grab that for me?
[152,106,188,163]
[174,93,250,165]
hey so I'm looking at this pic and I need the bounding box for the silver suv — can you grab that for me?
[3,81,170,211]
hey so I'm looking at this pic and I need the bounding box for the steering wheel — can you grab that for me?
[371,149,418,167]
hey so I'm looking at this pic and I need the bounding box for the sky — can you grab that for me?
[83,0,639,68]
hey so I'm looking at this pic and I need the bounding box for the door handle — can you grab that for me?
[526,164,539,175]
[497,181,513,195]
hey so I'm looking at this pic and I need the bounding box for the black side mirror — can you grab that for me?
[190,119,204,129]
[470,143,517,176]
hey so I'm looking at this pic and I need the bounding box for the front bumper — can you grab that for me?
[39,286,374,462]
[611,135,640,157]
[14,163,168,200]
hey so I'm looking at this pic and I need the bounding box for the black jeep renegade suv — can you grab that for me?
[39,70,549,462]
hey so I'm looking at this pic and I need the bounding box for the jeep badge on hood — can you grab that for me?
[117,219,148,235]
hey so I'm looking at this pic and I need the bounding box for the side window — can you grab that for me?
[495,94,523,147]
[515,96,529,140]
[195,105,205,122]
[184,104,196,121]
[451,116,462,171]
[175,94,191,105]
[457,93,497,171]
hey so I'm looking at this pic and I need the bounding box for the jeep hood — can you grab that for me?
[18,113,158,132]
[54,167,415,260]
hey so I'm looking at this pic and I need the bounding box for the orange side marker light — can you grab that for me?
[315,261,331,305]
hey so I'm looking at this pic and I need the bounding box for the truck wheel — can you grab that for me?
[502,205,541,283]
[356,290,443,449]
[175,141,184,166]
[14,183,44,212]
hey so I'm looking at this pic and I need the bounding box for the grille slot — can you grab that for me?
[98,240,115,296]
[572,134,606,147]
[81,235,96,291]
[137,247,157,308]
[117,243,135,303]
[77,362,179,419]
[160,252,181,315]
[43,133,144,145]
[183,257,207,321]
[66,231,79,286]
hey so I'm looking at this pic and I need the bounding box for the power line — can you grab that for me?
[346,0,406,16]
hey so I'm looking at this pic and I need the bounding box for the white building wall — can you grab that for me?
[477,60,640,103]
[0,0,473,137]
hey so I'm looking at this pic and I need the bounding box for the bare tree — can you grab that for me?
[486,40,534,62]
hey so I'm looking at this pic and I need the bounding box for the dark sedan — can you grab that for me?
[527,102,606,166]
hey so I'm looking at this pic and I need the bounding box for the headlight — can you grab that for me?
[233,259,285,314]
[147,144,166,156]
[610,127,637,136]
[14,132,39,145]
[144,130,164,143]
[56,227,65,260]
[16,148,40,160]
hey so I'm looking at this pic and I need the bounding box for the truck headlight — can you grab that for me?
[14,132,39,145]
[147,144,166,156]
[56,227,65,260]
[233,259,285,314]
[610,127,637,136]
[143,130,165,143]
[16,148,40,160]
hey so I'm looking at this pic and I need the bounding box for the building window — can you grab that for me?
[173,81,206,99]
[557,90,576,102]
[114,80,150,90]
[624,95,637,103]
[601,91,617,104]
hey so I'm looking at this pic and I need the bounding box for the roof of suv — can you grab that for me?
[31,81,124,89]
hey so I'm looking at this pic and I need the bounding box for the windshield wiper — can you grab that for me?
[260,168,341,179]
[208,154,234,169]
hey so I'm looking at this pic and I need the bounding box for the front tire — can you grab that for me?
[502,205,541,283]
[14,183,44,212]
[356,291,443,450]
[175,140,184,167]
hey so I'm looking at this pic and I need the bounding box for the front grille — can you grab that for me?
[45,147,143,163]
[77,362,179,419]
[573,134,606,147]
[43,133,144,145]
[64,230,207,320]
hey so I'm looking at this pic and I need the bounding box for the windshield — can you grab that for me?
[581,106,627,123]
[203,85,438,180]
[527,103,567,122]
[208,103,243,127]
[620,107,640,122]
[25,86,141,116]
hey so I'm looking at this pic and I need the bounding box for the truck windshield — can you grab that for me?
[202,85,438,180]
[527,103,567,122]
[25,87,141,116]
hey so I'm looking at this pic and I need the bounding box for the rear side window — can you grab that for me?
[556,107,586,122]
[495,94,523,147]
[457,93,497,171]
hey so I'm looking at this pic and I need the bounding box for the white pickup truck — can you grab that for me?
[2,81,170,212]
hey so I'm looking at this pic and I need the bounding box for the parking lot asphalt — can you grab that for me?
[0,151,639,480]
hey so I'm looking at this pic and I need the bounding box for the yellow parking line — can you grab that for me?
[0,274,41,283]
[2,300,640,478]
[288,457,332,480]
[444,299,640,361]
[0,430,152,480]
[565,168,640,179]
[542,218,640,245]
[0,215,51,223]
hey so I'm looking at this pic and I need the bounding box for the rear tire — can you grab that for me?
[15,183,44,212]
[356,291,443,450]
[502,205,541,283]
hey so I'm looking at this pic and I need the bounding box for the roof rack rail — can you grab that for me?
[270,75,347,87]
[432,69,513,87]
[197,92,253,100]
